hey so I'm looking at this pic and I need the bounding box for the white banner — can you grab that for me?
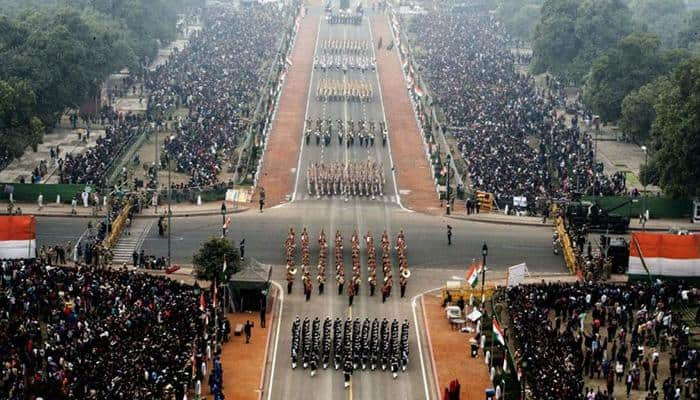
[507,262,528,287]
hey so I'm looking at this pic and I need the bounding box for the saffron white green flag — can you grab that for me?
[492,317,505,346]
[466,259,478,288]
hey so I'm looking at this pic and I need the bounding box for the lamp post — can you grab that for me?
[446,154,451,215]
[641,145,648,231]
[221,202,227,237]
[481,242,488,303]
[167,135,174,269]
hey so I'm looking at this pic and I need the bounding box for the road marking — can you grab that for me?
[343,24,349,169]
[412,287,442,400]
[348,304,353,400]
[292,16,323,202]
[265,280,285,400]
[367,17,412,213]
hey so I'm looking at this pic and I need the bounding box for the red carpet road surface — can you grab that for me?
[424,295,493,400]
[372,15,439,214]
[256,16,319,208]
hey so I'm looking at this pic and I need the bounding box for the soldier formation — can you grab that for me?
[316,78,373,102]
[322,39,369,54]
[304,118,388,147]
[306,160,385,198]
[314,53,376,72]
[290,316,410,385]
[316,39,374,72]
[327,11,363,25]
[284,228,409,302]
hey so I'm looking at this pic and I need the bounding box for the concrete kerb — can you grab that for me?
[258,281,281,400]
[447,214,553,228]
[447,213,698,232]
[420,292,442,400]
[10,205,250,219]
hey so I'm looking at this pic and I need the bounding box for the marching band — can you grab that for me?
[304,118,388,147]
[290,316,410,384]
[316,78,373,102]
[306,160,385,198]
[283,227,409,300]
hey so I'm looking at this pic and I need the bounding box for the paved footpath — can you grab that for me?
[372,15,438,213]
[256,15,320,207]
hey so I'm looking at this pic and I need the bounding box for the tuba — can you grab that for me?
[288,266,298,275]
[401,269,411,279]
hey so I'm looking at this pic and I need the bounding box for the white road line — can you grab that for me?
[292,17,323,202]
[343,24,350,169]
[411,287,441,400]
[265,279,285,400]
[367,17,412,213]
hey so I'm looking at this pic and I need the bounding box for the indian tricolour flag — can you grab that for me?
[466,259,478,288]
[629,233,700,278]
[0,216,36,259]
[492,317,505,346]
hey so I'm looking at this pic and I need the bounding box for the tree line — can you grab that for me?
[503,0,699,198]
[0,0,202,166]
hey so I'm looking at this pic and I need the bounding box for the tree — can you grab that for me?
[532,0,633,83]
[618,76,671,144]
[646,57,700,198]
[0,78,44,156]
[628,0,687,46]
[531,0,579,77]
[582,33,666,121]
[495,1,543,42]
[677,9,700,49]
[193,237,241,282]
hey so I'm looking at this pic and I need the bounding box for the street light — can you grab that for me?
[641,145,648,231]
[446,154,452,215]
[481,242,488,302]
[167,135,174,269]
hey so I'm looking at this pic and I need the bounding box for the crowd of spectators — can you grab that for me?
[26,2,297,190]
[0,260,218,399]
[407,9,626,212]
[148,3,295,187]
[504,281,699,399]
[57,114,145,186]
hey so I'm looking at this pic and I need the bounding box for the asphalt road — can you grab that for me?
[293,6,399,206]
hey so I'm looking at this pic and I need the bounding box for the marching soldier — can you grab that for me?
[347,277,355,307]
[399,273,408,298]
[343,356,353,389]
[322,317,332,369]
[285,228,296,294]
[333,317,343,370]
[291,316,301,369]
[370,319,380,370]
[401,319,410,371]
[380,318,389,370]
[361,318,371,370]
[301,317,310,368]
